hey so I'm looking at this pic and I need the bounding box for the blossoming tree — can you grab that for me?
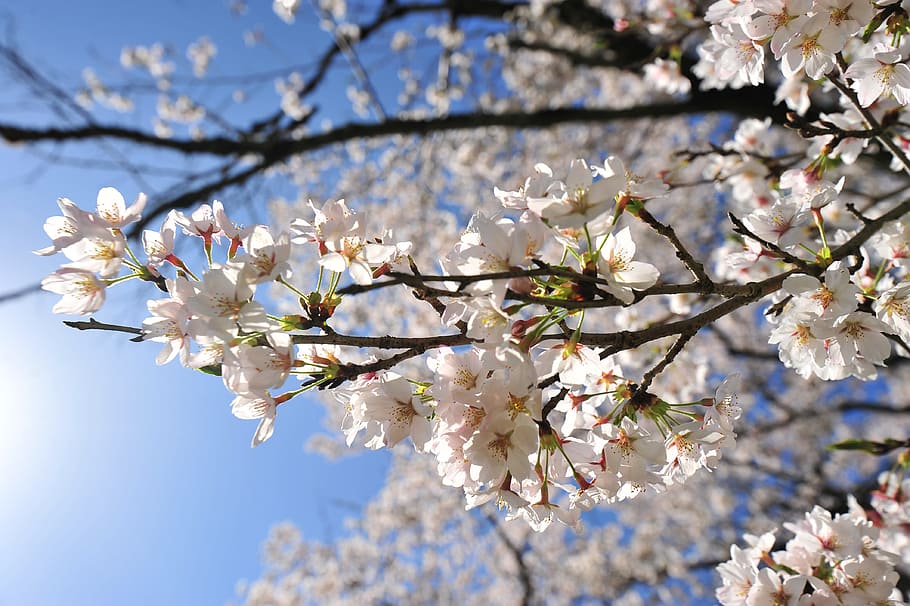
[10,0,910,602]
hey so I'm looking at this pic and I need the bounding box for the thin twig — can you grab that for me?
[637,208,713,285]
[727,212,815,272]
[828,64,910,176]
[635,330,696,395]
[63,318,144,339]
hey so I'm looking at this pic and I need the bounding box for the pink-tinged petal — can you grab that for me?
[891,65,910,104]
[409,417,433,452]
[782,274,820,295]
[588,174,622,201]
[476,217,509,260]
[894,87,910,107]
[95,188,145,227]
[51,291,104,314]
[862,331,892,362]
[565,158,592,190]
[817,26,846,55]
[744,14,774,41]
[123,192,147,225]
[635,438,668,465]
[317,251,347,273]
[804,53,834,81]
[612,227,637,257]
[231,394,275,419]
[251,413,276,447]
[95,187,126,225]
[155,340,180,366]
[780,48,803,78]
[363,242,396,264]
[238,301,272,333]
[616,261,659,290]
[348,259,373,285]
[855,75,885,108]
[844,58,879,79]
[599,155,625,179]
[893,63,910,87]
[606,283,635,304]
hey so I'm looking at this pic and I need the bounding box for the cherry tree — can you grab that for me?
[11,0,910,602]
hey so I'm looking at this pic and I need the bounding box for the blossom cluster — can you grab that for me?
[697,0,907,111]
[704,112,910,381]
[716,504,903,605]
[38,154,742,531]
[864,468,910,565]
[698,0,910,375]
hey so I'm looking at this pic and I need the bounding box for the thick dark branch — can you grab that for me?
[0,87,796,159]
[62,317,472,351]
[6,92,792,234]
[325,347,433,386]
[4,71,804,234]
[130,159,269,234]
[289,332,471,349]
[580,269,795,353]
[0,282,40,304]
[346,267,773,301]
[0,122,250,155]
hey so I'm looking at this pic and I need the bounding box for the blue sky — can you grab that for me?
[0,2,393,604]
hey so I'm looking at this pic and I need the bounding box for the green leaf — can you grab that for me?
[197,364,223,376]
[863,9,889,43]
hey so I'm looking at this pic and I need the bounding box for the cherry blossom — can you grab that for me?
[845,48,910,107]
[234,225,291,284]
[743,0,811,56]
[187,265,271,339]
[231,393,277,447]
[93,187,146,229]
[40,267,106,314]
[776,14,847,79]
[464,410,539,485]
[142,211,178,269]
[595,227,660,304]
[815,312,893,379]
[706,23,766,87]
[174,203,221,251]
[33,197,101,257]
[141,277,195,365]
[525,158,623,229]
[59,229,126,278]
[222,332,295,396]
[643,58,692,95]
[740,196,811,251]
[782,266,859,319]
[875,283,910,340]
[359,376,433,451]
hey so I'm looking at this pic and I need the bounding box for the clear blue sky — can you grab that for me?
[0,2,391,604]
